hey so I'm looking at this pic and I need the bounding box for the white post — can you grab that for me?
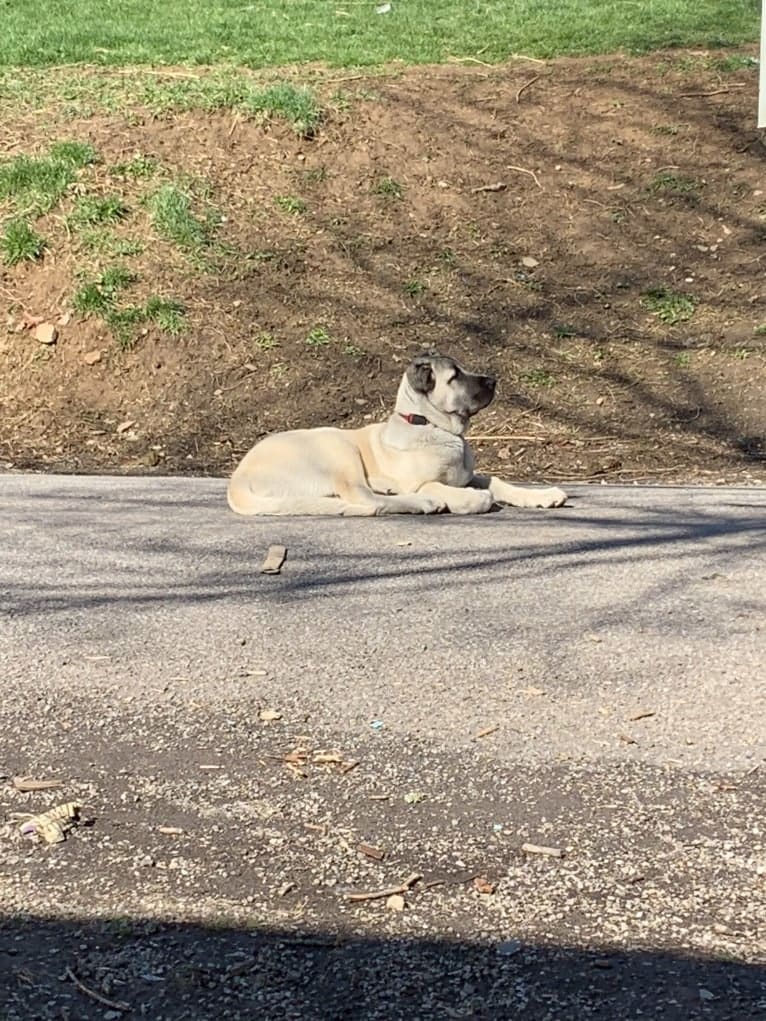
[760,0,766,127]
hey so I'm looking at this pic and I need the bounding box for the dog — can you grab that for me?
[227,352,567,516]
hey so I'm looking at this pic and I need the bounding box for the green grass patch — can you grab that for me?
[110,155,159,179]
[306,326,331,348]
[521,368,555,387]
[144,78,321,136]
[147,183,215,253]
[0,218,46,265]
[373,176,403,199]
[642,287,696,325]
[69,194,129,228]
[73,265,136,315]
[0,2,758,67]
[647,172,700,197]
[275,195,307,215]
[145,296,185,335]
[0,141,98,215]
[755,324,766,337]
[404,279,425,298]
[80,231,144,257]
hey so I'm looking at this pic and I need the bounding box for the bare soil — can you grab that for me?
[1,51,765,484]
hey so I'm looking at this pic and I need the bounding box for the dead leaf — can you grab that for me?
[34,323,58,345]
[358,842,386,861]
[22,313,45,330]
[473,875,496,895]
[261,545,287,575]
[312,750,344,764]
[403,791,425,804]
[385,893,406,911]
[585,633,603,643]
[19,802,81,844]
[618,733,638,745]
[522,686,546,696]
[157,826,184,836]
[521,842,563,858]
[520,255,539,268]
[259,708,282,722]
[116,420,135,434]
[12,776,63,792]
[57,312,72,327]
[83,349,102,365]
[278,881,296,897]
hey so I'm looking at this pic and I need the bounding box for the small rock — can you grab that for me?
[699,989,715,1001]
[34,323,58,345]
[385,894,405,912]
[104,1012,122,1021]
[83,349,102,365]
[495,939,522,957]
[520,256,539,269]
[57,312,72,327]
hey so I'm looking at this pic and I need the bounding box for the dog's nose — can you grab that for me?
[483,375,497,391]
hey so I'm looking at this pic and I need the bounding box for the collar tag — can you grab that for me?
[399,412,429,426]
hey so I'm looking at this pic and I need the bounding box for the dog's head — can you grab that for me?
[405,352,496,427]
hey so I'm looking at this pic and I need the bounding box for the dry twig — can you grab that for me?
[65,968,131,1013]
[346,872,421,903]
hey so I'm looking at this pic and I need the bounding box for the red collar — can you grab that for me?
[398,412,429,426]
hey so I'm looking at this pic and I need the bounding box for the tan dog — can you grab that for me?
[227,353,567,516]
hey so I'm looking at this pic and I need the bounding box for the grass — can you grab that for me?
[642,287,696,325]
[0,141,98,215]
[275,195,307,215]
[73,266,185,346]
[111,155,158,179]
[373,177,403,199]
[404,280,426,298]
[648,172,700,197]
[147,184,214,253]
[306,326,331,348]
[1,218,46,265]
[143,78,321,136]
[521,368,555,387]
[254,331,277,350]
[73,265,136,315]
[0,2,758,67]
[69,195,129,228]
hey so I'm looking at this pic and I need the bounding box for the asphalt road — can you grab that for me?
[2,475,765,769]
[1,474,765,1019]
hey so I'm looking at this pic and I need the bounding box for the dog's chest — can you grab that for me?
[423,437,473,487]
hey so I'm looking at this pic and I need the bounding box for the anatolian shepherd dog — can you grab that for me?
[227,352,567,516]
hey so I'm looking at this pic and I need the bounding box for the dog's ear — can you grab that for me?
[407,353,436,394]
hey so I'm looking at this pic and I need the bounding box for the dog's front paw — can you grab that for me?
[534,487,567,508]
[449,490,494,515]
[419,496,447,514]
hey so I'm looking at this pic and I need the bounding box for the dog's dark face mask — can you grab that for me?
[406,352,497,421]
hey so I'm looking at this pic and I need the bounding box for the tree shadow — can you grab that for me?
[0,915,764,1019]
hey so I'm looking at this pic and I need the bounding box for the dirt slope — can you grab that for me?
[1,51,764,483]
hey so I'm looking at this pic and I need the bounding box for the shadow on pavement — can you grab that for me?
[1,915,764,1020]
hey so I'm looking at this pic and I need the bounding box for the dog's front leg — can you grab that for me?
[471,474,567,509]
[419,481,494,515]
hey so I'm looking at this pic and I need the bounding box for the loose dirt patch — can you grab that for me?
[1,52,764,483]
